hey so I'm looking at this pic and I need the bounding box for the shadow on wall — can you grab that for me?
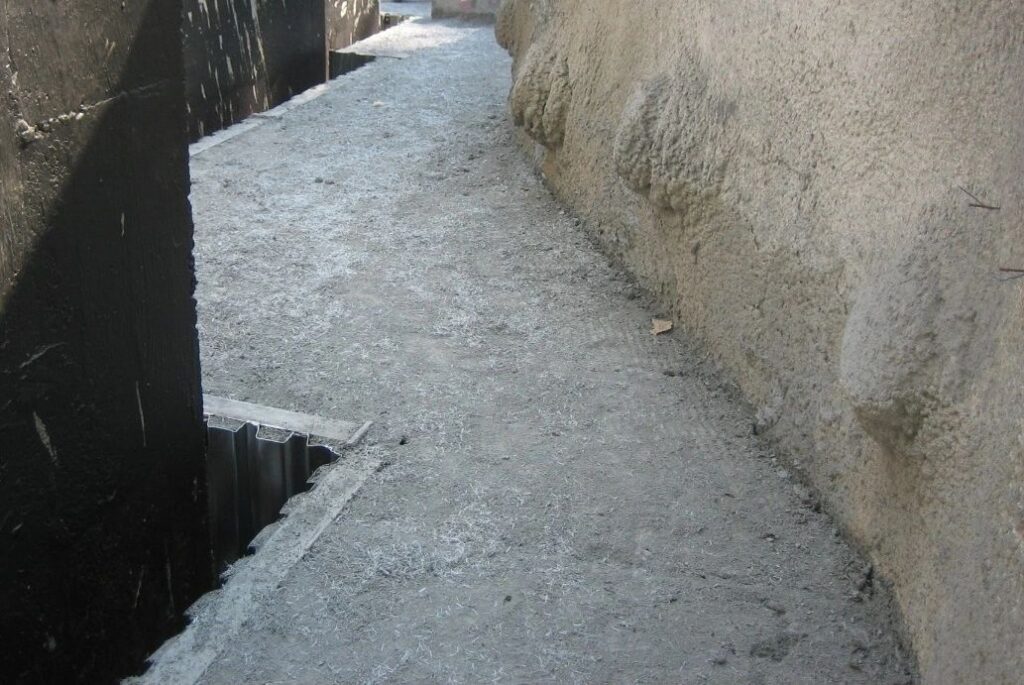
[327,0,381,51]
[183,0,327,141]
[0,2,211,683]
[183,0,381,142]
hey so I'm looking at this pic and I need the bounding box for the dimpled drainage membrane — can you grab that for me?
[204,396,370,574]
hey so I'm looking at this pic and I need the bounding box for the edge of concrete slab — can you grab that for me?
[125,442,380,685]
[203,394,364,443]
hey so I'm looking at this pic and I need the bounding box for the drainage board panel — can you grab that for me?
[206,421,342,574]
[203,395,369,575]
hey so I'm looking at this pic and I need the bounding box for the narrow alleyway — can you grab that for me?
[163,15,911,685]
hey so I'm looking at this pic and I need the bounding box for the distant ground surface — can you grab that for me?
[188,18,915,685]
[380,1,430,18]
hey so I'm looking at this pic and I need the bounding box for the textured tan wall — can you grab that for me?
[497,1,1024,682]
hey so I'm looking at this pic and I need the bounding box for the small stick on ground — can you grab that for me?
[958,186,1001,210]
[997,267,1024,281]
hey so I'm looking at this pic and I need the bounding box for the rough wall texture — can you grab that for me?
[327,0,381,51]
[499,1,1024,683]
[0,2,211,683]
[184,0,379,141]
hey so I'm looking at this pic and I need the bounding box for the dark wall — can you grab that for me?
[327,0,380,52]
[0,2,211,683]
[184,1,382,141]
[183,0,328,141]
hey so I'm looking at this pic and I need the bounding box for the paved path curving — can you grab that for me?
[177,16,913,685]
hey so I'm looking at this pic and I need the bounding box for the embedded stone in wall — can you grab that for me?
[840,222,989,459]
[612,65,736,213]
[509,36,572,149]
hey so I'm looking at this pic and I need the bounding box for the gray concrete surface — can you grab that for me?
[185,19,914,684]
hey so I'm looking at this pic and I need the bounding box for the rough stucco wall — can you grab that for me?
[183,0,329,141]
[498,1,1024,683]
[0,2,211,683]
[327,0,381,51]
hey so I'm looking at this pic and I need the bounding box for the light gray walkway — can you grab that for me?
[186,18,913,685]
